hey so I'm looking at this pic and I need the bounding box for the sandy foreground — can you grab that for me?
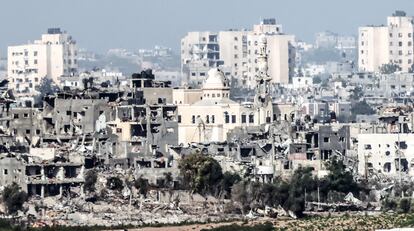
[107,221,242,231]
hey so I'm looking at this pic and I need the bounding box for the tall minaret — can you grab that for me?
[254,34,272,109]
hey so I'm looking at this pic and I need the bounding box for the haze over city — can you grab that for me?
[2,1,414,230]
[0,0,413,54]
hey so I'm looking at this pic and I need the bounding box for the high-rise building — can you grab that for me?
[359,11,414,73]
[8,28,78,95]
[180,19,296,88]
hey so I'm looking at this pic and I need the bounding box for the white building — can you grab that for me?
[8,28,78,95]
[290,76,313,89]
[246,21,296,86]
[358,133,414,177]
[175,36,289,144]
[181,18,296,88]
[359,11,414,73]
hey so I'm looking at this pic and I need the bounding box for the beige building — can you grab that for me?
[359,11,414,73]
[8,28,78,95]
[174,68,270,144]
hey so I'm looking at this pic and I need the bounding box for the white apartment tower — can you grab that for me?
[181,18,296,88]
[8,28,78,95]
[181,32,223,86]
[359,11,414,73]
[246,19,296,86]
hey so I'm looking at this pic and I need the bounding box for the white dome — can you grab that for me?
[203,68,230,89]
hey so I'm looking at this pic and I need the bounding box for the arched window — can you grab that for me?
[249,113,254,123]
[224,112,229,123]
[211,115,215,123]
[241,113,247,123]
[206,115,210,123]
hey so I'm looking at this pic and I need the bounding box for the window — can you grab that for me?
[34,51,38,56]
[177,115,181,123]
[364,144,372,150]
[324,137,330,143]
[231,115,236,123]
[200,72,206,76]
[66,111,72,116]
[241,114,246,123]
[224,112,229,123]
[13,114,19,119]
[206,115,210,123]
[24,60,28,65]
[249,114,254,123]
[409,33,412,38]
[398,33,403,38]
[26,129,30,134]
[211,115,215,123]
[191,72,196,76]
[408,41,412,46]
[399,50,403,55]
[399,41,403,47]
[23,113,28,118]
[3,169,8,175]
[192,115,195,124]
[389,33,393,37]
[116,128,122,133]
[34,59,38,65]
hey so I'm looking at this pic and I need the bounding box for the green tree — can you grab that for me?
[218,172,241,198]
[380,63,401,74]
[178,153,223,195]
[399,198,411,213]
[351,100,375,116]
[84,170,98,193]
[313,76,322,84]
[284,167,317,216]
[134,177,149,196]
[106,176,124,191]
[320,157,361,197]
[34,77,59,106]
[350,86,363,101]
[2,183,28,214]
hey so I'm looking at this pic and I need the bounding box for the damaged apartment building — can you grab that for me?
[0,69,180,194]
[106,70,179,183]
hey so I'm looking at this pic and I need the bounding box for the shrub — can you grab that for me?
[84,170,98,192]
[2,183,28,214]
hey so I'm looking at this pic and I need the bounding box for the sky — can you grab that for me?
[0,0,413,55]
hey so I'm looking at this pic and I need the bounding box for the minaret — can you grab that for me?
[254,34,272,108]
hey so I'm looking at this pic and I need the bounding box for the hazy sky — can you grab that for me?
[0,0,413,55]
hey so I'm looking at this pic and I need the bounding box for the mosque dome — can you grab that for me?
[203,68,230,90]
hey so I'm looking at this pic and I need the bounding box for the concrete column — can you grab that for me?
[59,185,63,197]
[41,185,45,198]
[41,166,45,181]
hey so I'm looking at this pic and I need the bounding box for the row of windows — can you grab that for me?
[12,59,38,66]
[203,93,229,98]
[389,50,413,56]
[11,69,38,74]
[360,58,412,65]
[361,40,413,47]
[182,114,255,124]
[389,32,412,38]
[13,77,39,83]
[361,32,412,38]
[11,51,37,56]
